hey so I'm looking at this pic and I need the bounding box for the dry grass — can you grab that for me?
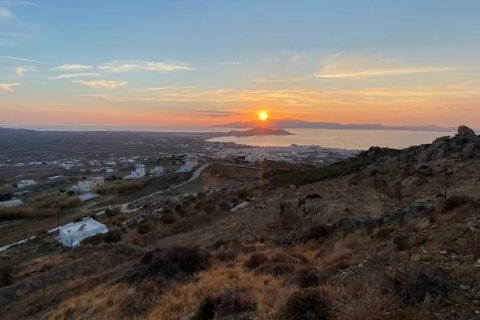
[146,265,296,320]
[42,283,131,320]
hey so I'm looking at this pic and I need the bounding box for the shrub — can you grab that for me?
[80,233,104,245]
[137,223,151,235]
[104,229,122,243]
[160,212,176,224]
[0,264,13,287]
[303,224,333,242]
[290,267,328,288]
[255,262,295,277]
[442,195,473,212]
[193,289,256,320]
[244,252,268,270]
[281,288,332,320]
[391,264,453,305]
[122,246,209,283]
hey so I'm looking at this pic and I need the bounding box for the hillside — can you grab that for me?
[1,126,480,319]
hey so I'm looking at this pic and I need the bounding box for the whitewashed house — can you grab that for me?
[124,164,146,180]
[58,218,108,247]
[17,179,37,188]
[177,160,198,173]
[78,176,104,193]
[149,166,164,177]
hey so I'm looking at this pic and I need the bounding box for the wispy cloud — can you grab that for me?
[51,72,100,79]
[0,1,43,8]
[0,7,12,19]
[220,62,242,66]
[53,64,93,71]
[315,54,470,79]
[15,65,36,77]
[0,55,39,63]
[98,60,195,72]
[73,79,127,90]
[0,82,20,92]
[192,108,242,117]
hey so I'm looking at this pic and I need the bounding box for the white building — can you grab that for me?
[58,218,108,247]
[0,199,24,208]
[17,179,37,188]
[124,164,146,180]
[149,166,164,177]
[177,160,198,173]
[78,176,105,193]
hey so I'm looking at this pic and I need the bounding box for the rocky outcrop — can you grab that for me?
[456,125,475,137]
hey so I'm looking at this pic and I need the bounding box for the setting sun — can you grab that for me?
[258,110,269,121]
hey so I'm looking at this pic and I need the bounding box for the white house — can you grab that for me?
[0,199,24,208]
[58,218,108,247]
[149,166,164,177]
[78,176,104,193]
[124,164,146,180]
[17,179,37,188]
[177,160,198,173]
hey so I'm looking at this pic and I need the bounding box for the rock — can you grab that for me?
[462,143,476,158]
[457,125,476,137]
[416,164,433,176]
[401,176,420,188]
[467,221,480,233]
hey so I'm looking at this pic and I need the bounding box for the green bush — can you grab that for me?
[137,223,152,235]
[0,264,13,287]
[81,233,104,245]
[104,229,123,243]
[160,212,176,224]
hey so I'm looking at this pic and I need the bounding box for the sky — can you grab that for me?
[1,0,480,127]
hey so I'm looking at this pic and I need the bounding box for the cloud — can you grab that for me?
[15,65,36,77]
[220,62,242,66]
[0,1,43,8]
[51,72,100,79]
[53,64,93,71]
[315,54,469,79]
[72,79,127,89]
[0,82,20,91]
[0,55,38,63]
[192,108,242,117]
[0,7,11,19]
[98,60,195,72]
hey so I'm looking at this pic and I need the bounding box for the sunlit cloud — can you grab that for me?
[51,72,100,79]
[53,64,93,71]
[315,54,470,79]
[72,79,127,89]
[98,60,195,72]
[15,65,36,77]
[192,108,242,117]
[0,82,20,92]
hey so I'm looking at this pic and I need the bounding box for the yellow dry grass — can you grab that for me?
[146,264,296,320]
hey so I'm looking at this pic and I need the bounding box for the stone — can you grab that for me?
[457,125,475,137]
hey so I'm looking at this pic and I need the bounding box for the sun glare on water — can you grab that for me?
[258,110,269,121]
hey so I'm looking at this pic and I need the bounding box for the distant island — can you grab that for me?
[212,119,458,133]
[221,127,293,137]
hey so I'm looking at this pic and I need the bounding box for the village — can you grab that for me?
[0,132,357,252]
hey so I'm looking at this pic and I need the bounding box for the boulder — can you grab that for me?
[457,125,475,137]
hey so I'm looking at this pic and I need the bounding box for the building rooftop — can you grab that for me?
[60,218,105,236]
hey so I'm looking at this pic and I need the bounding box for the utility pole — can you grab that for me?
[56,201,60,227]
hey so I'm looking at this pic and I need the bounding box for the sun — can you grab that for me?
[258,110,269,121]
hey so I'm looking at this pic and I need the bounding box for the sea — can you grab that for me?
[1,125,453,150]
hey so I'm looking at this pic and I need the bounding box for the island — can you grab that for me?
[221,127,294,137]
